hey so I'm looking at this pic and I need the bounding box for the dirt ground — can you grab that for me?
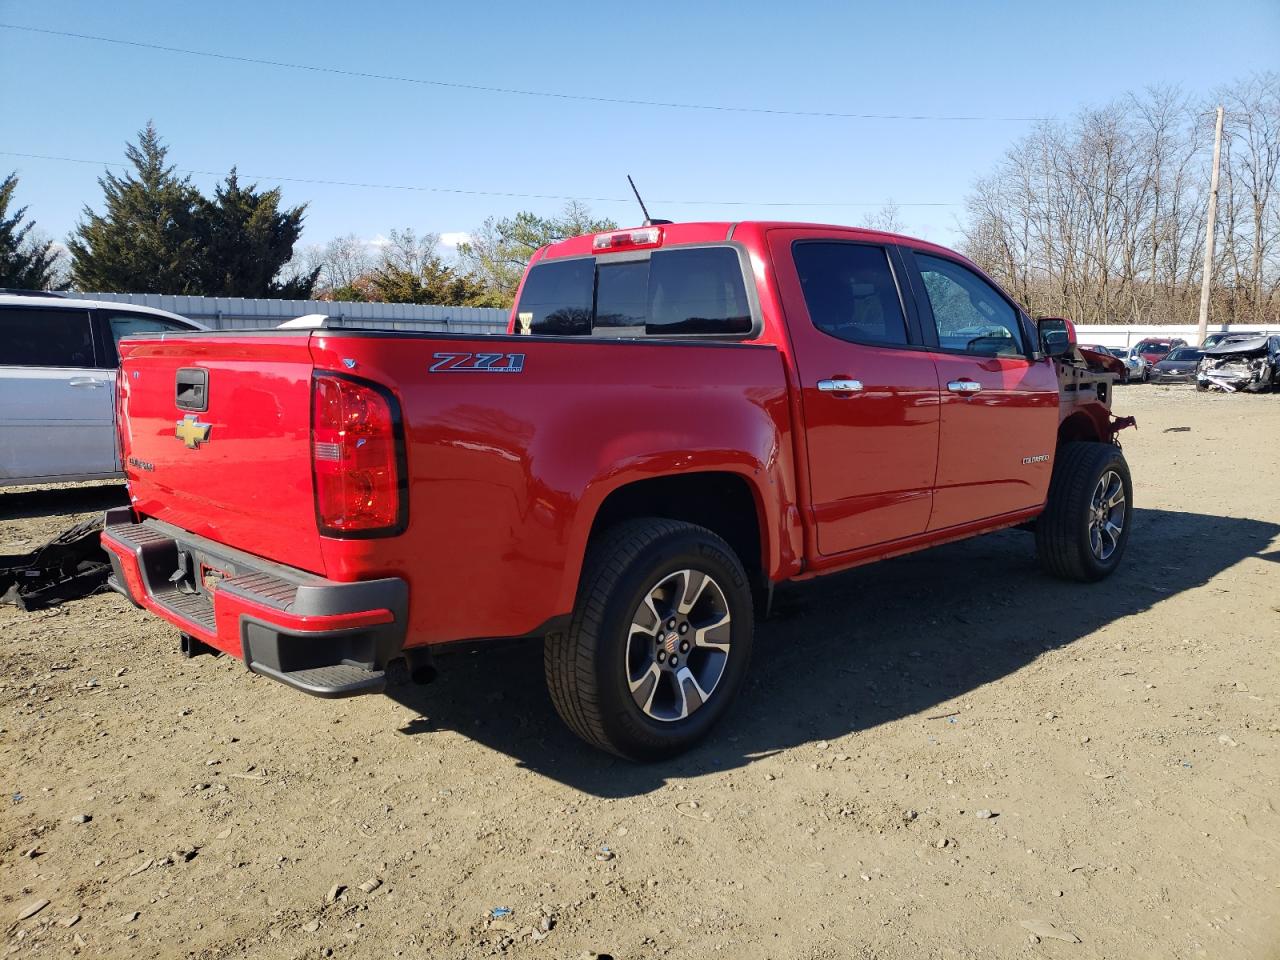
[2,384,1278,960]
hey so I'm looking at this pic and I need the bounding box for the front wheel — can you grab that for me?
[545,518,754,760]
[1035,442,1133,582]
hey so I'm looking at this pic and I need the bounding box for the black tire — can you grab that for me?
[1035,442,1133,582]
[545,518,754,761]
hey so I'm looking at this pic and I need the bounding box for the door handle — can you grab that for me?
[947,379,982,394]
[817,379,864,394]
[68,377,105,388]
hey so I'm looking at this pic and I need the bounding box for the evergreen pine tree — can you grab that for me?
[68,122,204,293]
[198,169,317,297]
[0,172,65,290]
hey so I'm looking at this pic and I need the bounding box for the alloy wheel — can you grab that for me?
[1088,469,1126,561]
[625,569,732,722]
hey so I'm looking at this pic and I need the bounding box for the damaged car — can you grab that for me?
[1196,335,1280,393]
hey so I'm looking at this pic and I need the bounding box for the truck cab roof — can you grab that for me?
[536,220,965,263]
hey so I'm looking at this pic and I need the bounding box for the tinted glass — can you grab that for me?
[108,314,189,347]
[516,257,594,335]
[646,247,751,335]
[595,261,648,336]
[514,246,752,339]
[106,314,190,363]
[793,243,908,346]
[0,308,95,367]
[1167,348,1202,361]
[917,254,1024,357]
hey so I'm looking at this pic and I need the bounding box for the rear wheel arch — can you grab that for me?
[578,471,769,593]
[595,471,767,575]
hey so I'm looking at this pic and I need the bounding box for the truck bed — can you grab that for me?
[115,329,795,651]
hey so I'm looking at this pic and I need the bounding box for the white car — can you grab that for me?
[0,292,205,487]
[1105,347,1150,383]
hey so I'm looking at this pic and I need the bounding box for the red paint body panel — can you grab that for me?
[926,353,1060,530]
[305,334,796,644]
[114,221,1122,662]
[765,226,941,554]
[118,336,324,573]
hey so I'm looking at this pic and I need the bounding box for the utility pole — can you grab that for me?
[1196,105,1224,347]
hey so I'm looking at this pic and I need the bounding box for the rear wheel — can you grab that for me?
[1036,442,1133,582]
[545,518,753,760]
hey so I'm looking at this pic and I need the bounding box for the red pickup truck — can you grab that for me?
[103,221,1134,759]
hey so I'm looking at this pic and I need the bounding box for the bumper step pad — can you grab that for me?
[250,661,387,698]
[102,510,408,700]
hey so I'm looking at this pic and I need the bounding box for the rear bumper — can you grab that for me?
[100,507,407,698]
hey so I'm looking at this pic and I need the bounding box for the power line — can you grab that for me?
[0,22,1051,124]
[0,150,961,208]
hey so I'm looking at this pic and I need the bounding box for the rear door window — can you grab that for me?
[515,245,752,338]
[0,308,96,368]
[792,242,909,347]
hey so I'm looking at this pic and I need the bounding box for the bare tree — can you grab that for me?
[279,233,379,299]
[864,200,905,234]
[961,74,1279,326]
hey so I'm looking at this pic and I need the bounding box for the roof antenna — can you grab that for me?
[627,175,672,227]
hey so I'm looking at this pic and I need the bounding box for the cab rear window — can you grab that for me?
[516,246,752,338]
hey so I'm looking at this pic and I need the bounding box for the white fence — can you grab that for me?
[1072,323,1278,349]
[84,292,509,334]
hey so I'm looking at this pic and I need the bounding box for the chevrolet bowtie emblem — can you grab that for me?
[175,414,212,449]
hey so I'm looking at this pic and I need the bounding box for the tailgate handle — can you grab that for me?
[175,367,209,412]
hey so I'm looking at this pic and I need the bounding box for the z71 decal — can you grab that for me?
[429,352,526,374]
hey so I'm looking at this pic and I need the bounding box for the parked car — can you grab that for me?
[1149,346,1203,383]
[1104,347,1146,383]
[0,292,204,487]
[1132,337,1186,366]
[1196,335,1280,392]
[102,221,1135,759]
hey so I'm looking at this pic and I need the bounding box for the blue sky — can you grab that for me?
[2,0,1277,255]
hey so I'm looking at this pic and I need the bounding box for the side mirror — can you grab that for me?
[1037,316,1077,358]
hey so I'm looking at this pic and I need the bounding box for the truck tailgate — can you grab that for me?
[118,334,325,574]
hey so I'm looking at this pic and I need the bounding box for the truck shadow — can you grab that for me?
[386,507,1278,797]
[0,482,128,521]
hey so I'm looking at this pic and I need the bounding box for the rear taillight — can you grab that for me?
[311,373,406,537]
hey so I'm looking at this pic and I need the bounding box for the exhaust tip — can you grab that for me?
[404,648,437,685]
